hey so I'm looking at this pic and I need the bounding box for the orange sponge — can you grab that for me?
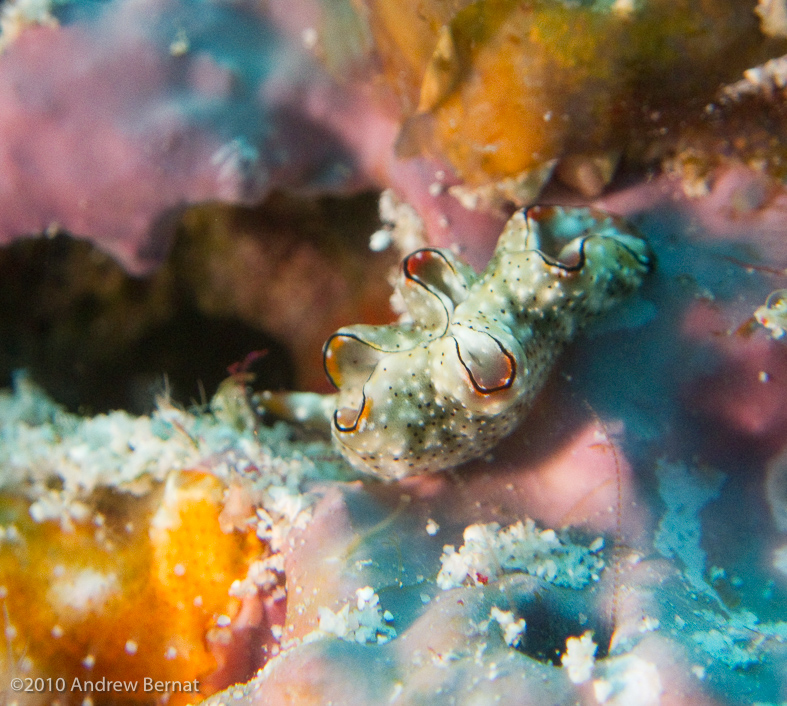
[0,470,263,706]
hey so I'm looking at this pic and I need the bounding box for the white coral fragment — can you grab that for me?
[436,519,604,590]
[489,606,525,647]
[561,631,597,684]
[307,587,396,645]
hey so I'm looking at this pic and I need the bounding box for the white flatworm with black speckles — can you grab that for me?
[266,206,653,480]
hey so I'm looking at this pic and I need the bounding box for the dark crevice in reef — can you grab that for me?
[514,588,612,665]
[0,233,288,415]
[0,247,292,415]
[0,190,384,415]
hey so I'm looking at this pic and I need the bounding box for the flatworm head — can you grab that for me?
[399,247,476,332]
[324,206,653,479]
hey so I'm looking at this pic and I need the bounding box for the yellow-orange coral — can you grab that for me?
[432,4,620,181]
[0,470,263,706]
[340,0,779,190]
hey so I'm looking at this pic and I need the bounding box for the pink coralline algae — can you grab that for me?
[0,0,375,274]
[3,0,787,280]
[0,0,505,276]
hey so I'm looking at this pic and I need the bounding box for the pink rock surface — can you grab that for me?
[0,0,375,273]
[0,0,505,275]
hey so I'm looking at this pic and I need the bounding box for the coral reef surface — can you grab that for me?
[3,1,787,705]
[4,0,787,276]
[0,373,350,703]
[201,169,787,705]
[3,172,787,704]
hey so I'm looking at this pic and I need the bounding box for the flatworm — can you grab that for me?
[261,205,653,479]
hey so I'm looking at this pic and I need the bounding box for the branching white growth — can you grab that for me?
[436,519,604,590]
[0,370,335,501]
